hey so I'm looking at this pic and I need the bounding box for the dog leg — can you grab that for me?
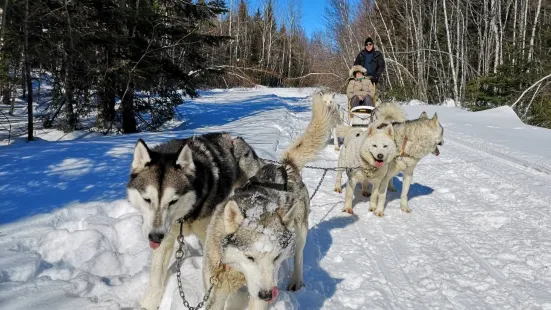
[370,179,385,216]
[361,179,370,197]
[140,225,178,310]
[373,178,390,217]
[248,298,269,310]
[334,169,343,193]
[343,178,356,214]
[333,128,340,150]
[400,167,415,213]
[288,221,307,291]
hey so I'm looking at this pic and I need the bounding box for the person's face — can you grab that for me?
[366,42,373,51]
[355,72,364,79]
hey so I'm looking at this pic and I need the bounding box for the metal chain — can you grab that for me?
[309,169,327,200]
[262,158,351,172]
[260,158,376,201]
[175,220,218,310]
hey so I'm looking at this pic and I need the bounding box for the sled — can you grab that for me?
[345,84,377,127]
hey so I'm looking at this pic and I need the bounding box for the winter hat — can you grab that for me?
[364,37,374,45]
[349,65,367,78]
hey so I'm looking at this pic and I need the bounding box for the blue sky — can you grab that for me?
[242,0,328,38]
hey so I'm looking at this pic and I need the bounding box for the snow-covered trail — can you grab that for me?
[298,106,551,309]
[1,87,551,309]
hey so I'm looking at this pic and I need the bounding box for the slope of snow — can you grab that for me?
[1,88,551,309]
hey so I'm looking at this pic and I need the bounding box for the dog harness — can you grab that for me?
[245,165,289,192]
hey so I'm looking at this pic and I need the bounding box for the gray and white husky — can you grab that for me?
[202,93,334,310]
[126,132,263,310]
[370,110,444,216]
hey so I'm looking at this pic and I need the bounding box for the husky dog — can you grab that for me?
[202,93,333,310]
[333,101,407,196]
[334,124,398,214]
[371,112,444,216]
[317,91,344,150]
[126,132,263,310]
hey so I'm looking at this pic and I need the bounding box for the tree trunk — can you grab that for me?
[491,0,500,73]
[122,84,136,133]
[442,0,458,103]
[512,0,518,65]
[23,0,32,141]
[98,84,116,129]
[527,0,542,63]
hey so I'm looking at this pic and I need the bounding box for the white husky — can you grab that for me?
[334,123,398,215]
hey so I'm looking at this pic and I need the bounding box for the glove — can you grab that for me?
[370,76,378,84]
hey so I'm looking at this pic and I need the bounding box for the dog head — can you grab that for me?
[426,113,444,156]
[126,139,198,250]
[220,195,295,303]
[361,124,397,168]
[232,136,264,186]
[321,92,336,107]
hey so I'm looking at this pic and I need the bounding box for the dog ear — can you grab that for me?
[132,139,151,171]
[224,200,244,234]
[431,113,439,126]
[367,125,375,136]
[419,111,428,119]
[176,144,195,171]
[385,124,394,138]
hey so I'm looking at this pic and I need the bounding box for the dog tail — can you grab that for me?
[372,101,407,127]
[280,92,332,170]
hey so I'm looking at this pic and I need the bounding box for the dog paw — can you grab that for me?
[343,208,354,214]
[368,206,375,212]
[374,210,385,217]
[334,147,340,151]
[334,187,342,193]
[400,206,411,213]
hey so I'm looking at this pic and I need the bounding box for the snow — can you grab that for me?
[1,87,551,309]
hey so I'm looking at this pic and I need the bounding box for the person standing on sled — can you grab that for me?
[353,37,385,85]
[347,65,375,108]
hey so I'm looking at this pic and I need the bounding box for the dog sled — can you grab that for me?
[344,84,377,127]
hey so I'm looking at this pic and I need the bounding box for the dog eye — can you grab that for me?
[143,198,151,204]
[246,256,255,262]
[244,151,250,158]
[383,145,388,148]
[372,144,377,148]
[169,199,178,206]
[274,254,281,262]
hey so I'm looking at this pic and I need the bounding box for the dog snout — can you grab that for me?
[148,232,165,243]
[377,154,384,160]
[258,289,272,301]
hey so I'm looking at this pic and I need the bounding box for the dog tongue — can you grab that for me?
[149,241,161,250]
[375,161,384,168]
[269,286,279,303]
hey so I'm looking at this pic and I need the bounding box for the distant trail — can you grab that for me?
[446,136,551,176]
